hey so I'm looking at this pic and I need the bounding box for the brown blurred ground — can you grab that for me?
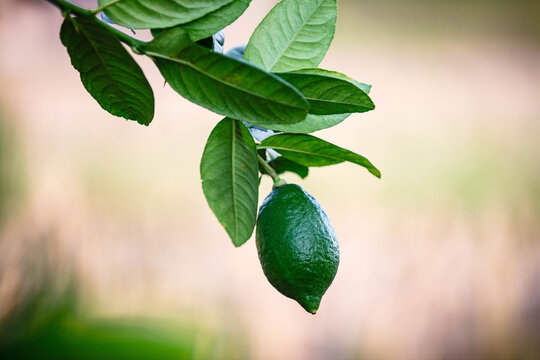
[0,0,539,359]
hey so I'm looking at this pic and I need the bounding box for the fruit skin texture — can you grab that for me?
[256,184,340,314]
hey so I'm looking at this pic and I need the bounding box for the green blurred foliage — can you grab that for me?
[0,239,248,360]
[2,317,247,360]
[340,0,540,41]
[0,111,24,227]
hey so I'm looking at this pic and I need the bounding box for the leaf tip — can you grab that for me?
[232,236,250,248]
[134,118,152,126]
[370,168,382,179]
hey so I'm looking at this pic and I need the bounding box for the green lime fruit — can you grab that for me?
[256,184,340,314]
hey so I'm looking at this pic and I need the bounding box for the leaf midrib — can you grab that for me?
[267,0,327,71]
[258,144,344,163]
[151,50,307,112]
[304,97,373,110]
[259,141,380,177]
[75,18,138,118]
[231,120,239,242]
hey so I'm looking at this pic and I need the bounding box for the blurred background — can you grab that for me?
[0,0,539,359]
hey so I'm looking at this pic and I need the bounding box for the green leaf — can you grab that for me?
[259,134,381,178]
[152,43,309,128]
[60,16,154,125]
[243,0,337,72]
[144,27,192,58]
[150,0,247,45]
[261,157,309,179]
[272,113,350,134]
[276,70,374,115]
[267,69,372,133]
[292,69,373,94]
[200,118,259,247]
[183,0,251,42]
[99,0,235,29]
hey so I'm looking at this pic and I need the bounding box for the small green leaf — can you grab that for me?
[244,0,337,72]
[148,0,247,46]
[143,27,192,58]
[276,70,374,115]
[99,0,235,29]
[60,16,154,125]
[259,134,381,178]
[260,157,309,179]
[200,118,259,246]
[292,69,373,94]
[183,0,251,42]
[152,44,309,128]
[273,113,350,134]
[268,69,372,133]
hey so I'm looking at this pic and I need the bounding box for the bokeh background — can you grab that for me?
[1,0,539,359]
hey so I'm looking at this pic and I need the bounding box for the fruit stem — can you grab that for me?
[257,155,287,188]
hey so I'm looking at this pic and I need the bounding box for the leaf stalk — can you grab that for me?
[257,154,286,187]
[45,0,145,50]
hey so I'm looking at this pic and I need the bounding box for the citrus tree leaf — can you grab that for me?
[144,27,192,58]
[183,0,251,42]
[159,30,220,53]
[276,70,374,115]
[150,43,309,128]
[60,16,154,125]
[259,134,381,178]
[260,157,309,179]
[273,113,350,134]
[200,118,259,247]
[243,0,337,72]
[98,0,235,29]
[268,70,372,133]
[292,69,373,94]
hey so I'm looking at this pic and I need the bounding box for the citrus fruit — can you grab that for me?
[256,184,339,314]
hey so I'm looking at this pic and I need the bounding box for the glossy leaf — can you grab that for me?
[277,70,374,115]
[183,0,250,42]
[200,118,259,247]
[269,70,372,133]
[272,113,349,134]
[243,0,337,72]
[292,69,373,94]
[260,157,309,179]
[152,43,309,128]
[144,27,192,58]
[98,0,235,29]
[60,16,154,125]
[259,134,381,178]
[162,30,221,53]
